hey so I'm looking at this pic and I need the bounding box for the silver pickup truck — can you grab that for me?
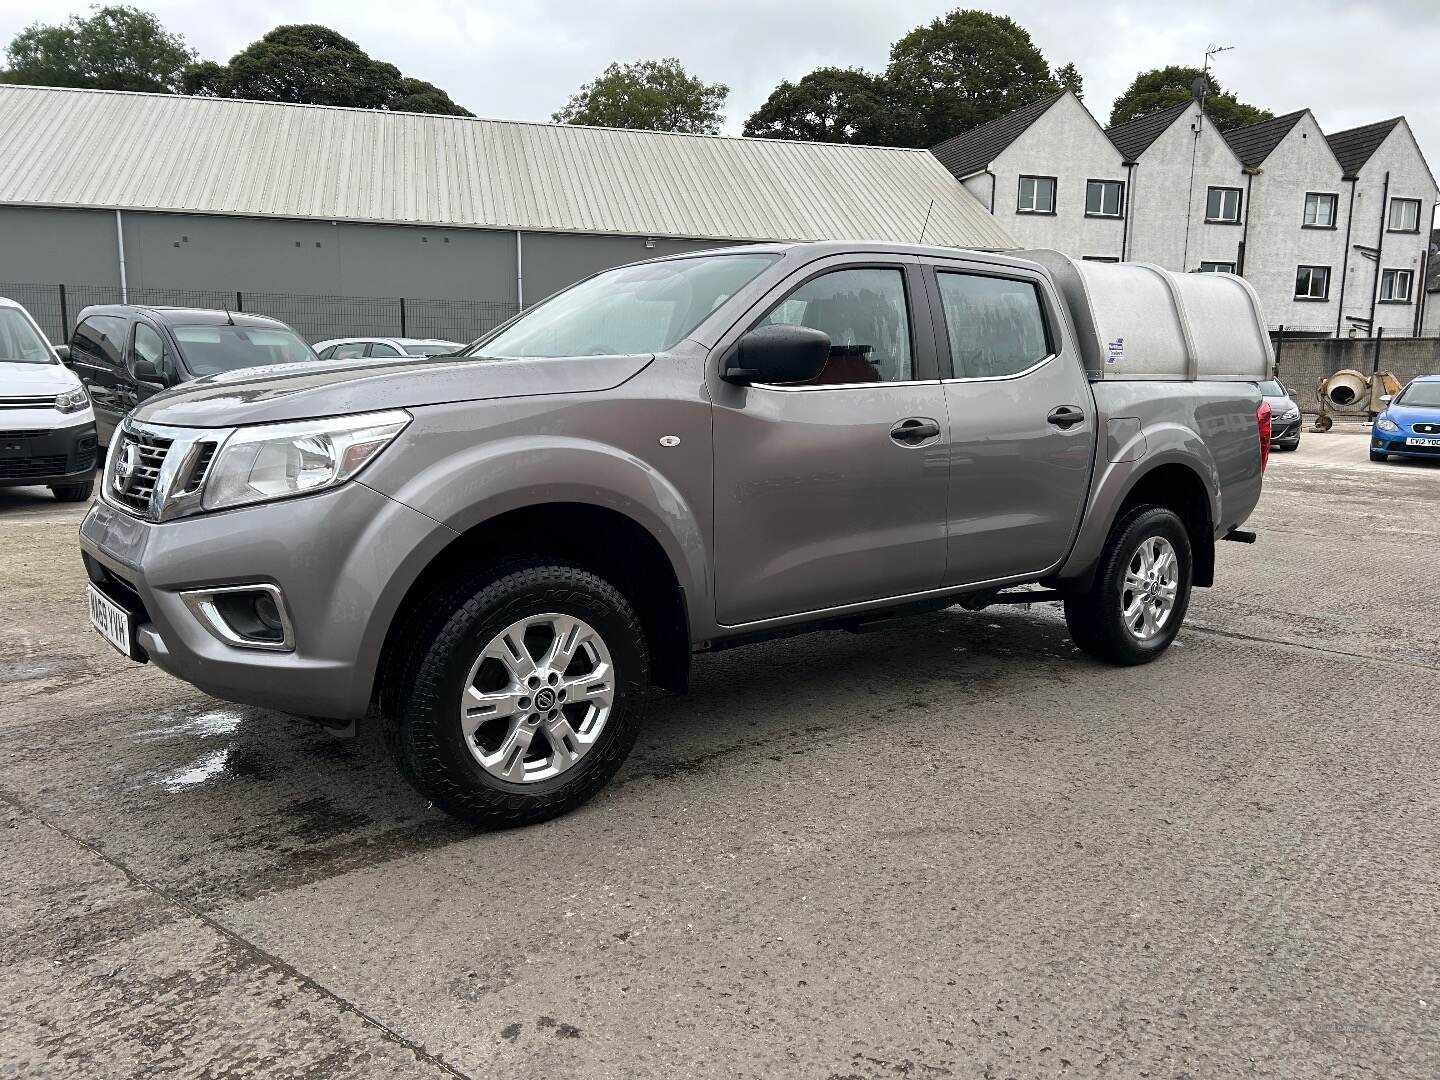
[79,243,1272,827]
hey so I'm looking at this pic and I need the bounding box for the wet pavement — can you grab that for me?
[1,430,1438,1079]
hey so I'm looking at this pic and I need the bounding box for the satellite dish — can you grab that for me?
[1190,75,1208,100]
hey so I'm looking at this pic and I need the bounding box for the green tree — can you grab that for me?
[1,4,194,93]
[883,10,1058,147]
[742,67,888,143]
[553,58,727,133]
[181,25,472,116]
[1053,61,1083,101]
[1108,66,1272,131]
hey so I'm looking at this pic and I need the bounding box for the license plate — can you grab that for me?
[1407,437,1440,447]
[88,584,136,659]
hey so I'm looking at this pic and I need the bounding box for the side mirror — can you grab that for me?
[722,324,830,385]
[132,358,162,384]
[1285,386,1297,398]
[54,344,71,365]
[1379,394,1393,405]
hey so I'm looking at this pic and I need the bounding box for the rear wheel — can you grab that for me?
[50,476,94,502]
[384,560,649,828]
[1064,506,1192,666]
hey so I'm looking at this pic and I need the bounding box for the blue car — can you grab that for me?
[1371,374,1440,462]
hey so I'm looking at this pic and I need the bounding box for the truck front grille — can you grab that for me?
[110,429,174,514]
[0,396,54,410]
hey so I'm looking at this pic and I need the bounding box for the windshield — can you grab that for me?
[0,307,55,364]
[1259,380,1286,397]
[1397,380,1440,408]
[173,325,316,376]
[472,254,778,358]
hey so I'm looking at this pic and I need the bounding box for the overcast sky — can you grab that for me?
[3,0,1438,160]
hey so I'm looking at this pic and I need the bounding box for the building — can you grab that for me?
[0,84,1013,342]
[931,91,1439,337]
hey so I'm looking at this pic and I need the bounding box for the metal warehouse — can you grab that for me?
[0,84,1014,342]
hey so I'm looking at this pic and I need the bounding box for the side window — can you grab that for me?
[332,342,368,360]
[759,267,913,385]
[317,345,337,359]
[935,272,1051,380]
[368,342,403,357]
[132,322,167,378]
[71,315,126,368]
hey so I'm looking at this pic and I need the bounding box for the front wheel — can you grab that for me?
[385,560,649,828]
[1369,450,1389,462]
[1064,506,1192,666]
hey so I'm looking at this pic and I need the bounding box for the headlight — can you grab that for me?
[201,410,410,512]
[54,387,89,414]
[1278,408,1300,421]
[1375,416,1401,434]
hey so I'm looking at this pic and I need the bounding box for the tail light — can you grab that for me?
[1257,400,1273,472]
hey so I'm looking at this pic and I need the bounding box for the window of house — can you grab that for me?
[1017,176,1056,214]
[1303,192,1338,228]
[759,266,913,385]
[1199,261,1237,273]
[1387,198,1421,232]
[934,272,1051,380]
[1380,268,1414,302]
[1085,179,1124,218]
[1294,265,1331,300]
[1205,187,1243,223]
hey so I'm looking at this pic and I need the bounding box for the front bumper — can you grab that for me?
[0,420,98,487]
[1270,417,1301,444]
[78,481,453,720]
[1371,430,1440,458]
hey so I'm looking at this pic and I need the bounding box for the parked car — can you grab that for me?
[1259,379,1302,451]
[79,243,1270,828]
[1370,375,1440,461]
[313,337,464,360]
[67,306,318,445]
[0,296,98,502]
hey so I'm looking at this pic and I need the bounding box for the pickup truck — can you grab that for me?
[78,242,1271,828]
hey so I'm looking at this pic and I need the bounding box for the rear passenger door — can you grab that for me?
[710,258,950,625]
[925,259,1095,586]
[69,315,129,444]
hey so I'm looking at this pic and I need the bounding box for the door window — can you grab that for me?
[368,342,404,357]
[332,342,368,360]
[935,272,1051,379]
[758,267,913,385]
[132,322,168,380]
[71,315,126,368]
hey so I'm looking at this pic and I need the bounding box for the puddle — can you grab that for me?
[134,708,247,741]
[159,748,231,792]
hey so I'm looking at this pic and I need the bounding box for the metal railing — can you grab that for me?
[0,282,519,346]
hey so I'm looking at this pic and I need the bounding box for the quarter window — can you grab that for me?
[1388,198,1421,232]
[1380,268,1413,302]
[1303,192,1337,228]
[1017,176,1056,214]
[1205,187,1242,223]
[1295,265,1331,300]
[1199,261,1236,273]
[759,267,913,385]
[1085,179,1124,217]
[935,272,1051,380]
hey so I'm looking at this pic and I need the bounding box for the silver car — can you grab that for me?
[1260,379,1302,450]
[313,337,463,360]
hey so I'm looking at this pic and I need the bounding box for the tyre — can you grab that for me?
[384,559,649,828]
[1370,450,1389,462]
[1064,505,1192,666]
[50,476,95,502]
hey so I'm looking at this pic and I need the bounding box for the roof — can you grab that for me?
[1326,117,1404,176]
[930,91,1065,180]
[0,84,1015,250]
[77,304,286,327]
[1223,110,1307,168]
[1105,101,1192,162]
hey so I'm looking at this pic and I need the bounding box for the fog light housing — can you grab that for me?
[181,584,294,651]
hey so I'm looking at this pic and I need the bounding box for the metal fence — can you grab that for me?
[1,282,519,346]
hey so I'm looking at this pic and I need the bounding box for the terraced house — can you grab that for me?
[932,91,1438,337]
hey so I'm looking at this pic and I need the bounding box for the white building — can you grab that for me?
[931,91,1439,337]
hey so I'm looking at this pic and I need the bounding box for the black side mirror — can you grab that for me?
[54,344,71,365]
[132,358,162,384]
[722,324,830,385]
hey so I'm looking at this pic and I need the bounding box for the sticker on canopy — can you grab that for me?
[1106,338,1125,365]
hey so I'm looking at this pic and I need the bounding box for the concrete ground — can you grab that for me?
[1,430,1437,1079]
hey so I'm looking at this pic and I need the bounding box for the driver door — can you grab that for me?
[710,258,950,626]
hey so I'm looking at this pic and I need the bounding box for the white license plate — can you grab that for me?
[88,584,135,659]
[1406,437,1440,447]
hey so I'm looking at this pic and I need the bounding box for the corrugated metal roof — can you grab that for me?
[0,85,1015,249]
[930,91,1065,180]
[1105,101,1191,163]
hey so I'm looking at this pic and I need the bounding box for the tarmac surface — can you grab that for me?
[1,428,1437,1079]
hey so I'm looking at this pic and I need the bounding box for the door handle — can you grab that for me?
[1046,405,1086,429]
[890,417,941,445]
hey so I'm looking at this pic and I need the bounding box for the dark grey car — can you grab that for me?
[1260,379,1302,450]
[79,243,1269,828]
